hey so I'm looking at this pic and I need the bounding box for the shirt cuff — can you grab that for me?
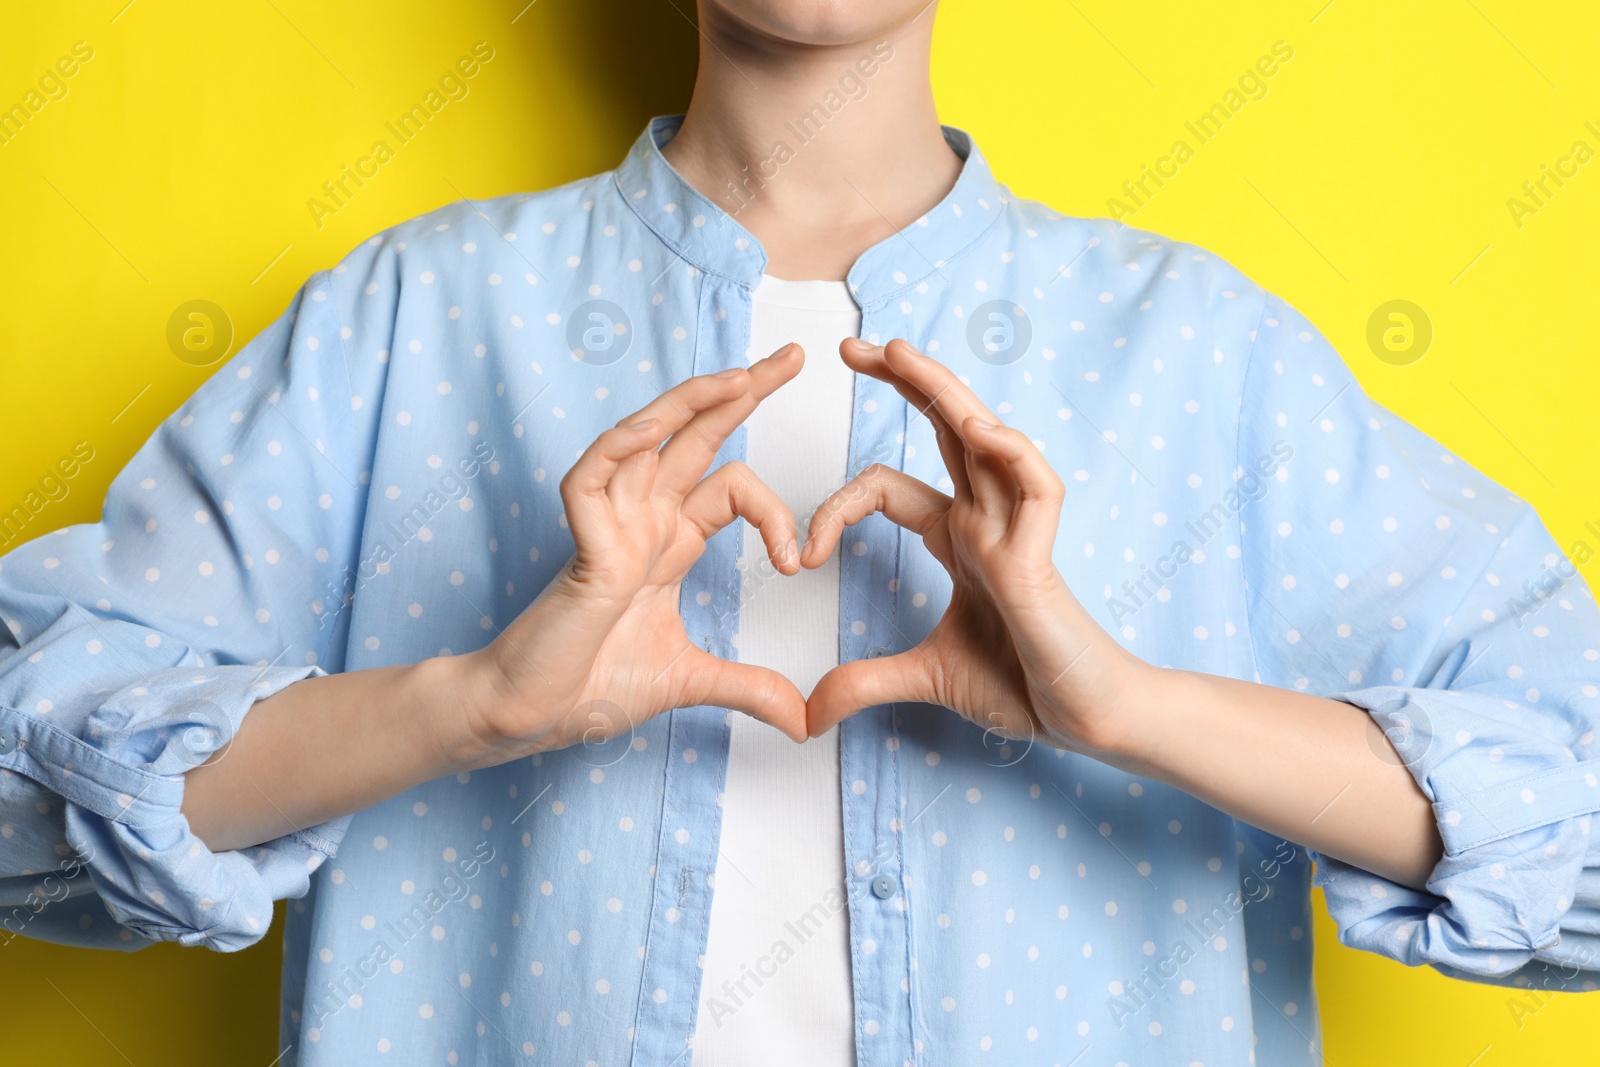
[1314,684,1599,976]
[0,664,349,951]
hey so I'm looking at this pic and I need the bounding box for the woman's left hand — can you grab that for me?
[802,338,1446,890]
[802,337,1152,756]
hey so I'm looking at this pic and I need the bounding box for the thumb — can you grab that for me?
[807,650,935,737]
[679,648,809,742]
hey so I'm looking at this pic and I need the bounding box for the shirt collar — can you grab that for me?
[614,114,1007,307]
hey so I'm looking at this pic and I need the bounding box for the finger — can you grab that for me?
[878,339,1017,514]
[606,443,659,506]
[801,464,951,569]
[559,419,670,547]
[880,337,1002,428]
[681,461,800,574]
[840,338,973,500]
[680,649,809,742]
[656,344,804,495]
[605,367,754,501]
[962,416,1067,545]
[604,441,662,508]
[560,418,669,502]
[806,651,935,737]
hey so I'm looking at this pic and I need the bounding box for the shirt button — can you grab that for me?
[868,646,890,659]
[870,874,898,900]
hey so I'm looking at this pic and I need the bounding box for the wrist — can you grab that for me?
[406,651,516,773]
[1083,653,1182,767]
[1093,663,1209,779]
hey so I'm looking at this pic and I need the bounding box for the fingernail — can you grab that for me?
[971,418,998,430]
[843,337,873,350]
[630,418,658,430]
[713,367,743,378]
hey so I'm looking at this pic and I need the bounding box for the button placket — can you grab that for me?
[835,299,917,1067]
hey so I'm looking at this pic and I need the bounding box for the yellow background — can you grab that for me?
[2,0,1596,1062]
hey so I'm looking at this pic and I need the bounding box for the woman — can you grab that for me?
[2,2,1595,1065]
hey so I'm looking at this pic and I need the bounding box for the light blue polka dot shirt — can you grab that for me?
[2,115,1598,1066]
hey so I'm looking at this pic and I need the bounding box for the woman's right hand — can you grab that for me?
[461,344,807,764]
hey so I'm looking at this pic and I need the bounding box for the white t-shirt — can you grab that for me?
[691,275,859,1066]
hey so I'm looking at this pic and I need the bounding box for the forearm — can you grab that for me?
[1104,667,1444,890]
[181,652,494,853]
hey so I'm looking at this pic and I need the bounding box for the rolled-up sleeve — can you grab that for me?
[1236,292,1600,987]
[0,242,395,951]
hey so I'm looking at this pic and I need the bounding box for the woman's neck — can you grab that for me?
[661,4,962,281]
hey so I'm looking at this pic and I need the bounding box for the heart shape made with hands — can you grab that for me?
[490,335,1143,764]
[492,338,1454,896]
